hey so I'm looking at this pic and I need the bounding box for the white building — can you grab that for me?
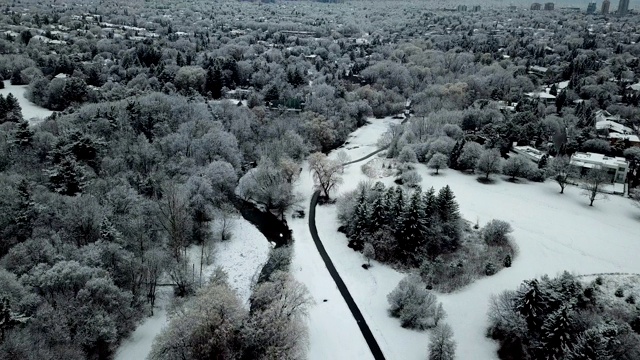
[570,152,629,183]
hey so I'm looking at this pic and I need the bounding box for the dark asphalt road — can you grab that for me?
[308,190,386,360]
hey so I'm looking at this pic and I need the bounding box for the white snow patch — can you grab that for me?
[186,215,271,306]
[0,80,53,125]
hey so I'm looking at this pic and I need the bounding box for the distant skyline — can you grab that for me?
[437,0,636,10]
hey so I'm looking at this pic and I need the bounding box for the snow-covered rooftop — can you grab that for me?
[608,132,640,143]
[570,152,628,169]
[526,91,556,99]
[596,120,633,134]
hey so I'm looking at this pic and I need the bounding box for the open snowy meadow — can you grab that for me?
[290,117,640,360]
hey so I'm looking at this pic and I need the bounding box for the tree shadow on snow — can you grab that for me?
[476,177,498,185]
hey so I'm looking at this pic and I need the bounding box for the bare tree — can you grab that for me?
[581,168,610,206]
[157,184,192,260]
[308,152,343,199]
[546,156,576,194]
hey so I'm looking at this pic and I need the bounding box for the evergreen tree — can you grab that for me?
[423,186,437,221]
[12,179,36,242]
[538,154,549,169]
[369,192,388,232]
[541,304,574,358]
[205,66,223,99]
[350,189,370,248]
[389,187,406,235]
[47,156,86,196]
[448,140,464,170]
[12,120,34,147]
[435,186,460,224]
[514,279,552,333]
[400,188,427,259]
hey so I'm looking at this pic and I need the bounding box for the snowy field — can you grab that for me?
[291,116,640,360]
[114,216,270,360]
[0,80,53,124]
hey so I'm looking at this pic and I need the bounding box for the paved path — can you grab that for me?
[342,145,388,166]
[308,190,386,360]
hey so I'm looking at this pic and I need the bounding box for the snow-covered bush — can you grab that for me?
[387,274,445,330]
[482,220,513,246]
[397,145,418,163]
[399,170,422,188]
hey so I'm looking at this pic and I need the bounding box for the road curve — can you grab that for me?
[308,190,386,360]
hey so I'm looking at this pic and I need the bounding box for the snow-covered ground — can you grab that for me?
[186,216,271,306]
[0,80,53,124]
[291,115,640,360]
[114,216,270,360]
[114,287,173,360]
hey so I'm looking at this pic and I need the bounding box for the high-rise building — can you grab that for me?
[587,2,597,13]
[602,0,611,14]
[531,2,542,10]
[457,4,468,11]
[544,2,555,10]
[472,5,481,11]
[617,0,630,15]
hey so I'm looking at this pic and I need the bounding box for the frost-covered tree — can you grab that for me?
[149,271,245,360]
[428,153,448,174]
[482,220,513,247]
[457,141,483,171]
[387,274,445,330]
[308,152,342,199]
[503,154,535,181]
[428,323,456,360]
[476,149,503,180]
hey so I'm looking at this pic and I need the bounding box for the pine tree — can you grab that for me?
[100,217,123,243]
[514,279,552,333]
[13,179,36,242]
[436,186,460,224]
[400,189,427,258]
[370,192,388,232]
[47,156,86,196]
[12,120,34,147]
[448,140,463,170]
[542,304,574,358]
[350,189,370,248]
[423,186,437,221]
[4,93,22,121]
[389,187,406,235]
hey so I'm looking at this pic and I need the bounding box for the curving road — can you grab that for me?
[308,190,386,360]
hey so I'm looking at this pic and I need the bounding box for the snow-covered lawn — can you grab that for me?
[114,216,270,360]
[0,80,53,124]
[291,115,640,360]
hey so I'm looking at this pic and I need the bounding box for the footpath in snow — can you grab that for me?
[114,216,270,360]
[291,115,640,360]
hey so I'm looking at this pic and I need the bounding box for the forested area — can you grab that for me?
[0,0,640,359]
[488,273,640,360]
